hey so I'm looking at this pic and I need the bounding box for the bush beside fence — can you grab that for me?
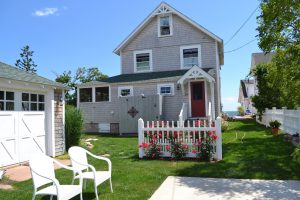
[138,117,222,160]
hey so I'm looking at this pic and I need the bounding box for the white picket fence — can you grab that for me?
[258,107,300,135]
[138,117,222,160]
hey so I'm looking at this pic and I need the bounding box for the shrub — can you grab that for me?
[237,106,245,116]
[192,131,218,161]
[269,120,281,128]
[167,139,189,160]
[291,145,300,163]
[221,120,229,132]
[139,137,161,159]
[65,105,83,150]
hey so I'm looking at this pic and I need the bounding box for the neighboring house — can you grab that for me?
[77,2,224,134]
[238,79,255,114]
[250,52,274,95]
[0,62,65,167]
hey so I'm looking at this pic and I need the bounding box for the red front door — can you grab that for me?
[191,81,206,117]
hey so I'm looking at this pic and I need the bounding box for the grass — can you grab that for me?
[0,120,299,200]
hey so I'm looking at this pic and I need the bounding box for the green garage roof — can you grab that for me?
[0,62,64,88]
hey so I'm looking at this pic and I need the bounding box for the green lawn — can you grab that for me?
[1,120,299,200]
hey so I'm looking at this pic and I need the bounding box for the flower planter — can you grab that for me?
[271,128,279,135]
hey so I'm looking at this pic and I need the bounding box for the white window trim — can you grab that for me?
[180,44,202,69]
[157,14,173,37]
[118,86,133,97]
[134,49,153,73]
[157,83,175,96]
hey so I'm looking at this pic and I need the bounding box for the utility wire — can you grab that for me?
[224,5,260,46]
[224,38,257,53]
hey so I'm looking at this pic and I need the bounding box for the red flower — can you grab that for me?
[183,144,188,149]
[158,133,162,138]
[152,153,156,158]
[208,131,214,135]
[192,150,197,153]
[140,142,149,148]
[157,145,161,149]
[166,145,171,150]
[213,134,218,140]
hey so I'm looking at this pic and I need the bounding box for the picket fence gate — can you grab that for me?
[138,117,222,160]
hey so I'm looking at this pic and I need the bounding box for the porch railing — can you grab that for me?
[138,117,222,160]
[178,103,188,127]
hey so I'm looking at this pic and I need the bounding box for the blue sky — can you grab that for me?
[0,0,261,111]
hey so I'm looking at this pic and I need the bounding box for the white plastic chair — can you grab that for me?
[29,154,83,200]
[68,146,113,200]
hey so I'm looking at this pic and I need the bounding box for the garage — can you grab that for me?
[0,62,65,167]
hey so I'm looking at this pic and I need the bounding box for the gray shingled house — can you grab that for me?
[77,2,224,134]
[0,62,65,167]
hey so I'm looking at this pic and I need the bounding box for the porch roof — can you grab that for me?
[177,66,215,85]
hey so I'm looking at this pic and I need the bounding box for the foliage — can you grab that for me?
[192,131,218,161]
[139,138,161,159]
[251,63,282,118]
[269,120,281,128]
[15,45,37,73]
[55,67,108,106]
[253,0,300,113]
[257,0,300,53]
[291,145,300,163]
[221,120,229,132]
[167,139,188,160]
[237,106,245,116]
[65,105,83,149]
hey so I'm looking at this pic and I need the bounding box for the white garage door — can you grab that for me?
[0,112,46,167]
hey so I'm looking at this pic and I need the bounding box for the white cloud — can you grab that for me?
[222,97,237,103]
[33,8,58,17]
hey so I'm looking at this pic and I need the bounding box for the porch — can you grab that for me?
[177,66,217,124]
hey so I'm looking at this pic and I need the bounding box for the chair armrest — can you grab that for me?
[86,151,112,172]
[52,159,83,186]
[31,167,60,187]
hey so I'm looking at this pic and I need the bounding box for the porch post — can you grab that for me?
[210,81,216,120]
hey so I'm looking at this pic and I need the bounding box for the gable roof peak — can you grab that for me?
[113,2,223,59]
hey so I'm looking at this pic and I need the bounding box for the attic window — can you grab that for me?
[158,15,173,37]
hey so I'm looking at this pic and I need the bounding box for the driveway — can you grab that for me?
[150,176,300,200]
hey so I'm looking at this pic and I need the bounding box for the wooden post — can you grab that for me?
[138,118,144,158]
[215,116,222,160]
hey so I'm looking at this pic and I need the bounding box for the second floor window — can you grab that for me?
[134,50,152,73]
[180,45,201,68]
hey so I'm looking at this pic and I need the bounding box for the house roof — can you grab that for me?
[113,2,224,65]
[251,52,274,70]
[79,68,211,86]
[240,80,248,98]
[0,62,65,88]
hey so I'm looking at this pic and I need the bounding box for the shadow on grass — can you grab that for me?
[84,132,137,138]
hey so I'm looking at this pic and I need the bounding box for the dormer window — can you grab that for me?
[158,15,173,37]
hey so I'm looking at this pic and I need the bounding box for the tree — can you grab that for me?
[253,0,300,113]
[257,0,300,52]
[55,67,108,106]
[15,45,37,73]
